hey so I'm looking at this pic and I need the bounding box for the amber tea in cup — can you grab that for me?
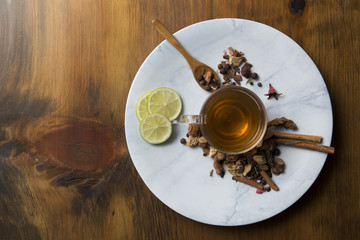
[199,86,267,154]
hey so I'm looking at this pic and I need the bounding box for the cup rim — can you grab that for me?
[200,86,267,154]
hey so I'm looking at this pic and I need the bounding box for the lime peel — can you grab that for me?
[136,91,151,121]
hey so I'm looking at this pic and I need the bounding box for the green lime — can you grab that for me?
[139,113,172,144]
[147,87,182,121]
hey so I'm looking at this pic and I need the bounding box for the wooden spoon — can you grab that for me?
[152,19,220,92]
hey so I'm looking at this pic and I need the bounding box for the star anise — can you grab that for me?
[265,84,282,100]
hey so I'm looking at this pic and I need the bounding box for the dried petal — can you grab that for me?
[256,187,266,194]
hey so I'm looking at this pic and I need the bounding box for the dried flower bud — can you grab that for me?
[256,187,265,194]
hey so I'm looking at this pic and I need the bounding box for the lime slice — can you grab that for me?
[147,87,182,121]
[139,113,172,144]
[136,91,151,121]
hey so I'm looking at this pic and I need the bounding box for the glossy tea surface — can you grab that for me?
[201,86,267,153]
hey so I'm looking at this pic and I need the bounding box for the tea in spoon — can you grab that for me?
[152,19,220,92]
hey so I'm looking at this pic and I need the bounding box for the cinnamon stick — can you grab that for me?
[260,170,279,191]
[273,139,335,154]
[267,131,322,143]
[232,176,264,190]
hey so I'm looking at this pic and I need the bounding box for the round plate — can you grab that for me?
[125,18,333,226]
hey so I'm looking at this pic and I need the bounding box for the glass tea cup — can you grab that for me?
[178,86,267,154]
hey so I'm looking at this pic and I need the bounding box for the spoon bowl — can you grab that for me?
[152,19,220,92]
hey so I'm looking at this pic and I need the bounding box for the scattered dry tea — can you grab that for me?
[217,47,260,88]
[267,117,297,130]
[196,70,220,91]
[180,120,287,192]
[179,117,334,193]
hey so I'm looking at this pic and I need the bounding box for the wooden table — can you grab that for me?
[0,0,359,239]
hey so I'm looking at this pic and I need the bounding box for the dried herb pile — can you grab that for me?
[178,47,334,193]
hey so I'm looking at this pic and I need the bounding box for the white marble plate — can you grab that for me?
[125,19,333,226]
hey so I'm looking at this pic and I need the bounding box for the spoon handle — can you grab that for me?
[152,19,196,67]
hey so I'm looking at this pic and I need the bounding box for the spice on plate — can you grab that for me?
[241,62,252,78]
[217,47,261,88]
[180,117,335,194]
[265,84,282,100]
[213,154,225,178]
[267,117,297,130]
[196,70,220,91]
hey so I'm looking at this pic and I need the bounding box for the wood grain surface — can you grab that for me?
[0,0,359,239]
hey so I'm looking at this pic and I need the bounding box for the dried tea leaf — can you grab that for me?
[243,164,252,176]
[224,159,243,177]
[186,135,199,147]
[253,155,267,165]
[229,56,245,67]
[209,147,218,158]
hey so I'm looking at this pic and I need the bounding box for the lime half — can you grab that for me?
[147,87,182,121]
[136,91,151,121]
[139,113,172,144]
